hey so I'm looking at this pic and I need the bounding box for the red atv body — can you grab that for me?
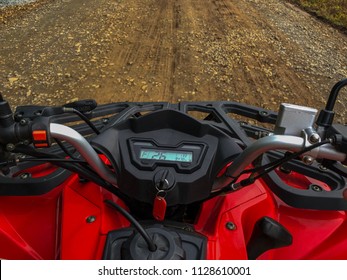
[1,82,347,260]
[1,164,346,260]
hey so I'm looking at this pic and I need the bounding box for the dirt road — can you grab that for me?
[1,0,347,120]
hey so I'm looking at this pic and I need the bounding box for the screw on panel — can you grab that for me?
[302,155,314,165]
[259,111,269,117]
[20,173,30,179]
[86,216,96,223]
[225,222,236,230]
[309,133,320,144]
[318,164,327,171]
[310,184,323,192]
[19,119,27,126]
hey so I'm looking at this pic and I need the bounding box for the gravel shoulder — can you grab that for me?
[1,0,347,121]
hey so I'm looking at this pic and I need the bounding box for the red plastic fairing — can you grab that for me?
[1,163,347,259]
[261,169,347,259]
[0,162,130,260]
[0,184,62,259]
[194,170,347,260]
[261,200,347,259]
[59,175,130,259]
[195,177,277,259]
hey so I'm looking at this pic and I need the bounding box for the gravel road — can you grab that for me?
[1,0,347,121]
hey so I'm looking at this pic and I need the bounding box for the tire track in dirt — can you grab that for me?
[207,0,312,107]
[97,0,180,102]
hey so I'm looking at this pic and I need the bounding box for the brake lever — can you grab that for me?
[63,99,97,113]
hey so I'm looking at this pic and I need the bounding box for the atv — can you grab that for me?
[0,79,347,260]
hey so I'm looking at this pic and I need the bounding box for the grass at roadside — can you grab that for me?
[289,0,347,29]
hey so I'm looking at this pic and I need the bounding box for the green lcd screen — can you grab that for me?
[139,149,193,163]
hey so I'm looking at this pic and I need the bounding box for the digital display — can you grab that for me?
[140,149,193,163]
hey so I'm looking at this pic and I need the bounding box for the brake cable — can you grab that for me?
[54,138,77,159]
[63,107,101,135]
[12,145,122,194]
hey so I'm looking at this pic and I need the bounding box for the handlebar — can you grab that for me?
[1,116,346,192]
[50,123,118,186]
[211,134,346,191]
[49,123,345,192]
[225,135,346,178]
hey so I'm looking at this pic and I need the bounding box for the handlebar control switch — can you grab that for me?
[32,118,53,148]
